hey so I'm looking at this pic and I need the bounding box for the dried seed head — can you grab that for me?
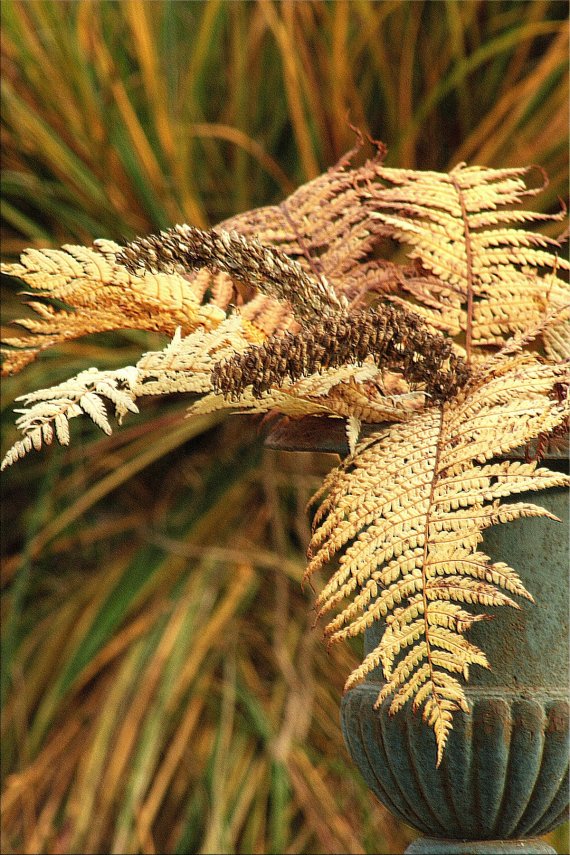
[117,225,344,321]
[212,304,470,403]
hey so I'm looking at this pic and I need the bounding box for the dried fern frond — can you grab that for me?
[542,298,570,362]
[218,142,408,304]
[0,316,262,469]
[5,153,566,379]
[314,374,427,425]
[131,316,264,398]
[5,297,449,468]
[211,304,469,403]
[0,145,413,376]
[366,163,570,357]
[190,362,429,446]
[0,241,229,375]
[221,154,569,351]
[117,225,345,320]
[0,366,141,469]
[305,351,569,764]
[1,319,427,470]
[2,149,569,776]
[189,363,380,420]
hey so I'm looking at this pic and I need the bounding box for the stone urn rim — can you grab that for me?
[262,414,569,460]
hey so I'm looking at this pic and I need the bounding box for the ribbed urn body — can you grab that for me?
[340,475,569,842]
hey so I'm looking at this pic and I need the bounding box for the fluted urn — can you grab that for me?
[340,462,569,854]
[266,418,569,855]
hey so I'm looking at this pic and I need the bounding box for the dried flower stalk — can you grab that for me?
[212,304,470,402]
[117,225,344,320]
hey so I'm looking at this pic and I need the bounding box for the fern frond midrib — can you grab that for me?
[418,406,448,747]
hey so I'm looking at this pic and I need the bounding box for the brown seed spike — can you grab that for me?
[116,225,344,321]
[211,304,470,402]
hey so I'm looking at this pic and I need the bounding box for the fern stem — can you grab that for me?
[421,406,446,766]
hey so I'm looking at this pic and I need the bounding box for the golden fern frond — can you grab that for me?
[189,363,379,419]
[0,365,140,469]
[306,351,569,765]
[3,311,415,468]
[0,144,413,375]
[316,374,427,424]
[6,154,565,378]
[542,301,570,361]
[238,293,298,336]
[0,316,263,469]
[367,164,570,357]
[217,140,408,304]
[2,150,569,772]
[0,241,228,375]
[1,321,434,470]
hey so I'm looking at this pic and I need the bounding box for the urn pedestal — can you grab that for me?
[266,418,569,855]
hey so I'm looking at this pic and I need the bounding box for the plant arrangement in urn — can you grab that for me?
[2,144,569,768]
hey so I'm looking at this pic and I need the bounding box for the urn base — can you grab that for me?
[405,837,556,854]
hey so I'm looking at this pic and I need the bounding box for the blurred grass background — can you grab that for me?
[1,1,568,853]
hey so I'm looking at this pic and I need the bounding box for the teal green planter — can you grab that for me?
[265,419,568,854]
[340,467,569,854]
